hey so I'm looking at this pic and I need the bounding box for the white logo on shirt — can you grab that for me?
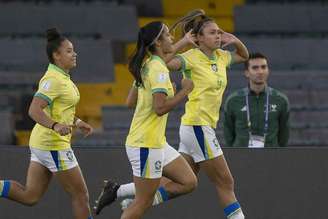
[157,73,167,83]
[41,80,51,91]
[271,104,277,112]
[241,106,247,111]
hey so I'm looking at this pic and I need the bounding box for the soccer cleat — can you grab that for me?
[94,180,120,215]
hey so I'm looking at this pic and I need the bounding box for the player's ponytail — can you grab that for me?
[170,9,213,36]
[128,22,164,87]
[46,28,67,63]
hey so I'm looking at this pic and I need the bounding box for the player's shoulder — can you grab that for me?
[179,48,198,58]
[269,87,289,103]
[225,88,247,103]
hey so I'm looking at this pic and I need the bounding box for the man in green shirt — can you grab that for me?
[223,53,290,147]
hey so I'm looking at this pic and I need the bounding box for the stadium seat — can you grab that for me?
[162,0,243,17]
[76,64,134,127]
[234,38,328,70]
[234,4,328,33]
[122,0,163,16]
[102,106,134,130]
[0,38,115,83]
[0,4,139,41]
[0,108,15,145]
[15,130,31,146]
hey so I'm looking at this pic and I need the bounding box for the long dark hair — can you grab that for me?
[46,28,67,64]
[128,21,164,87]
[170,9,214,37]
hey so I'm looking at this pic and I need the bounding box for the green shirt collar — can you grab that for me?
[48,63,70,78]
[151,55,166,66]
[247,85,269,96]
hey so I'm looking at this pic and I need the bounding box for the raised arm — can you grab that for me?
[166,56,183,72]
[164,30,196,64]
[221,32,249,64]
[153,78,193,116]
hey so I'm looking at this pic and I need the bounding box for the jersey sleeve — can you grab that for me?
[149,65,170,95]
[175,52,193,79]
[34,77,61,105]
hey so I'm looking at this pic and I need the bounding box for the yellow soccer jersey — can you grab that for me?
[126,56,174,148]
[177,48,232,128]
[29,64,80,150]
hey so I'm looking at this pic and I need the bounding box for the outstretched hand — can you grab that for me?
[75,120,94,137]
[183,30,198,48]
[221,32,239,48]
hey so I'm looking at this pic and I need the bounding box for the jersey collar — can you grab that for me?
[196,48,217,62]
[48,63,70,78]
[150,55,166,66]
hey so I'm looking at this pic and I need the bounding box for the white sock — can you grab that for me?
[228,209,245,219]
[120,194,164,211]
[116,183,135,198]
[121,198,134,210]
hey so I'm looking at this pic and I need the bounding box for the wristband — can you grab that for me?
[75,118,82,126]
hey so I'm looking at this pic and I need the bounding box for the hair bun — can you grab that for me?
[46,28,61,42]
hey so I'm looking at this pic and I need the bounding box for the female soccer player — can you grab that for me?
[94,21,197,219]
[0,28,94,219]
[166,10,249,219]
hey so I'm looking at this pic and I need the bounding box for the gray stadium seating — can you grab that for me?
[247,0,327,3]
[0,71,41,86]
[226,70,328,91]
[102,106,134,130]
[121,0,163,16]
[0,39,115,83]
[234,5,328,33]
[289,127,328,146]
[231,38,328,69]
[283,90,328,108]
[290,108,328,127]
[0,4,138,41]
[0,96,11,108]
[0,108,15,144]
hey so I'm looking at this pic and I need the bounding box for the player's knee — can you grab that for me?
[184,174,198,193]
[24,196,41,206]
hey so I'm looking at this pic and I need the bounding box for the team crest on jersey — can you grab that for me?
[41,80,51,91]
[211,64,218,72]
[157,73,167,83]
[213,139,220,148]
[154,160,162,172]
[271,104,277,112]
[66,151,74,161]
